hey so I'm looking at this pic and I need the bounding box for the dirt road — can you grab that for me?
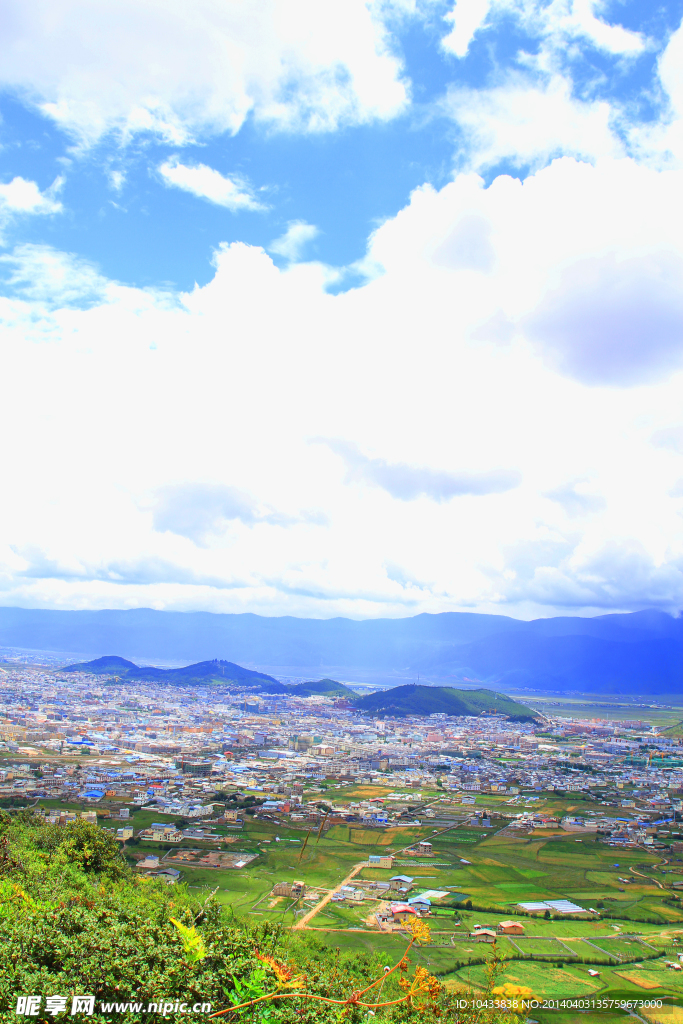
[629,866,666,890]
[292,861,367,930]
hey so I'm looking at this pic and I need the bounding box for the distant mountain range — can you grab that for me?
[352,685,537,720]
[3,605,682,695]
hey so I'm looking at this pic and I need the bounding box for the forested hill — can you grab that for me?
[61,657,285,692]
[352,685,537,720]
[287,678,357,698]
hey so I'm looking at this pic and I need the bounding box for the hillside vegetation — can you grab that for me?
[286,678,357,698]
[61,657,285,693]
[352,684,537,720]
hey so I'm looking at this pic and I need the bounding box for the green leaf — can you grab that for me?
[170,918,207,963]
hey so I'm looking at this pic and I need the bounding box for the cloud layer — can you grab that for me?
[320,439,521,500]
[0,0,407,143]
[1,148,683,618]
[525,253,683,386]
[2,2,683,619]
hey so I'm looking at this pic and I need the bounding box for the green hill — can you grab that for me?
[126,659,285,691]
[62,655,138,674]
[287,678,357,698]
[351,683,537,720]
[61,656,285,692]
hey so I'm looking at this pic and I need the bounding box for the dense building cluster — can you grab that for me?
[1,659,682,849]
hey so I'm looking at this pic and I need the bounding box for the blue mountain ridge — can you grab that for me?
[2,606,682,695]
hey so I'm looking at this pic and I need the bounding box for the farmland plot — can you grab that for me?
[511,937,576,958]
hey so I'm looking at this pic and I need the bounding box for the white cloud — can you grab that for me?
[441,0,645,59]
[158,159,264,211]
[0,177,63,241]
[3,155,683,617]
[269,221,319,260]
[544,481,606,517]
[444,73,622,171]
[442,0,492,58]
[525,252,683,386]
[151,483,324,544]
[318,438,521,498]
[438,1,648,172]
[633,22,683,166]
[570,1,643,55]
[0,176,62,214]
[0,245,107,304]
[0,0,408,144]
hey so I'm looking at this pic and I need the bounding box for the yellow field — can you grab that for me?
[348,828,395,845]
[640,1006,683,1024]
[380,827,431,842]
[615,971,662,990]
[339,786,396,798]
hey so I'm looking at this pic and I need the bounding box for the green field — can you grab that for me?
[517,694,683,727]
[30,781,683,1006]
[187,812,683,1002]
[162,812,683,926]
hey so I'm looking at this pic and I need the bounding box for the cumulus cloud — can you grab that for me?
[269,221,319,261]
[3,156,683,617]
[0,176,63,215]
[318,439,521,500]
[444,73,621,172]
[437,0,651,172]
[566,1,644,56]
[525,252,683,386]
[0,0,408,143]
[158,159,265,211]
[432,214,495,272]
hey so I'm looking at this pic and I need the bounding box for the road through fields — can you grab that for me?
[293,861,366,930]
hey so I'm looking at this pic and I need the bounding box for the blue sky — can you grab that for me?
[2,0,679,289]
[2,0,683,620]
